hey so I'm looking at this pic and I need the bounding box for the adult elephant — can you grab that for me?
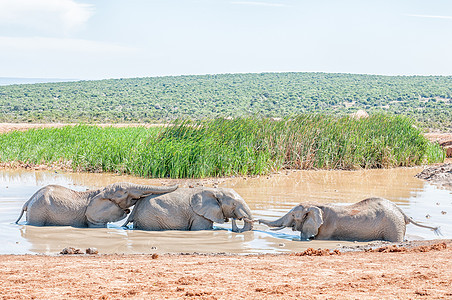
[122,187,254,232]
[15,183,178,227]
[259,197,440,242]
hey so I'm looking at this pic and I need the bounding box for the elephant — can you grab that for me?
[259,197,440,242]
[15,182,178,228]
[122,187,254,232]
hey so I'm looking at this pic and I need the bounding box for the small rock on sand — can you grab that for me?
[86,248,98,255]
[60,247,83,255]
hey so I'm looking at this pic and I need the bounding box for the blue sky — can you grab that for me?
[0,0,451,80]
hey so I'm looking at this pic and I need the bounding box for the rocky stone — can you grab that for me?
[415,163,452,190]
[350,110,369,119]
[439,141,452,157]
[60,247,83,255]
[86,247,99,255]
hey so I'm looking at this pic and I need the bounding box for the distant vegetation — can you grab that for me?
[0,116,444,178]
[0,72,451,130]
[0,77,75,86]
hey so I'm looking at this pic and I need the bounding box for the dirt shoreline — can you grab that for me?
[0,122,166,134]
[1,240,451,299]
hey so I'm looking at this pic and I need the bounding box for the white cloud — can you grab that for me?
[405,14,452,20]
[230,1,288,7]
[0,36,139,54]
[0,0,94,33]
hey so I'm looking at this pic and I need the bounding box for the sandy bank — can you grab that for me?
[1,240,450,299]
[0,123,165,134]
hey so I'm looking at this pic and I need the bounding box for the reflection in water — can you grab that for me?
[223,168,427,210]
[0,168,450,254]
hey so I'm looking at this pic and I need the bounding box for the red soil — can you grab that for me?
[1,241,451,299]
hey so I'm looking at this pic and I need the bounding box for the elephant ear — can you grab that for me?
[190,190,225,223]
[85,191,129,226]
[301,206,323,240]
[85,194,115,226]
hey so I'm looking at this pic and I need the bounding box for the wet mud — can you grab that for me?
[416,163,452,189]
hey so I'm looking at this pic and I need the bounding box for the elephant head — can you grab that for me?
[85,182,178,227]
[259,204,324,240]
[190,188,254,233]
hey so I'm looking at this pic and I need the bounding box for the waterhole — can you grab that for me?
[0,168,450,254]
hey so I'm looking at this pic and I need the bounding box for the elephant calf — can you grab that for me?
[16,182,178,227]
[259,197,440,242]
[122,187,254,232]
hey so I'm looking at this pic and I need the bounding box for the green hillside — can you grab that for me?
[1,72,451,130]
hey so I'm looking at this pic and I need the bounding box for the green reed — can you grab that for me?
[0,115,445,178]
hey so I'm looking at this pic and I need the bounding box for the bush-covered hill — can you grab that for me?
[1,72,451,130]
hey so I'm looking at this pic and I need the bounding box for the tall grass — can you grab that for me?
[0,114,445,178]
[265,114,443,169]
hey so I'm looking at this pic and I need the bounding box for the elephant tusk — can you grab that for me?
[270,226,286,231]
[243,217,255,223]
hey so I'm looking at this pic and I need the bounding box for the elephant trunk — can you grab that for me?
[259,213,293,230]
[128,183,178,194]
[231,218,254,233]
[231,207,254,233]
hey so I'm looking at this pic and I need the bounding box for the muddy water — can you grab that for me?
[0,168,450,255]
